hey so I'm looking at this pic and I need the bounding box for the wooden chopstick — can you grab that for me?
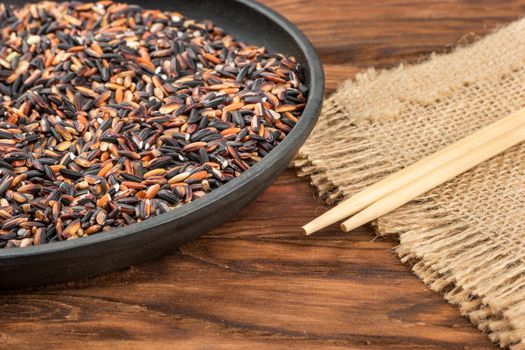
[302,108,525,236]
[340,123,525,232]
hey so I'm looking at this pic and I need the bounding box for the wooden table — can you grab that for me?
[2,1,524,349]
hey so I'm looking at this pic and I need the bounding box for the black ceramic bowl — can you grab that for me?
[0,0,324,289]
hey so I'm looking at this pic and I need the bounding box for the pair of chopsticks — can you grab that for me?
[303,108,525,236]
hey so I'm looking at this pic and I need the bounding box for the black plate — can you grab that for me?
[0,0,324,289]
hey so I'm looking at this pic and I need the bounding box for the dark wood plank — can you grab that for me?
[0,172,494,350]
[270,0,525,67]
[3,1,525,349]
[0,170,496,350]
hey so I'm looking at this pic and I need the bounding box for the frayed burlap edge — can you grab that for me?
[293,18,525,349]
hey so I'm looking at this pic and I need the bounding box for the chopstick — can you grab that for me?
[302,108,525,235]
[341,123,525,232]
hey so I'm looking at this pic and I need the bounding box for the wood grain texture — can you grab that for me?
[3,1,525,349]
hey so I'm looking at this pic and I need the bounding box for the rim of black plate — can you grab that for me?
[0,0,325,259]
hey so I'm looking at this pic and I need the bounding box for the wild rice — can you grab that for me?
[0,0,307,248]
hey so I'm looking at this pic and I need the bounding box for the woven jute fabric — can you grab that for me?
[293,18,525,349]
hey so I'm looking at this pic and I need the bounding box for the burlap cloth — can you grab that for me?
[293,18,525,349]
